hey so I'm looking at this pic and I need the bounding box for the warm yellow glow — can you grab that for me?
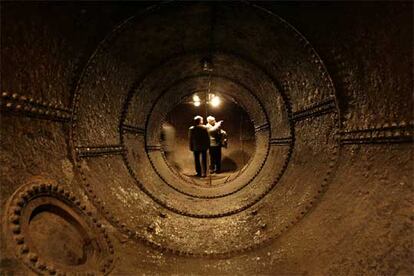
[210,96,221,107]
[193,101,201,107]
[192,94,200,102]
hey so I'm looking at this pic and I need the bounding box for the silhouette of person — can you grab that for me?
[160,121,176,161]
[206,116,227,173]
[188,116,210,177]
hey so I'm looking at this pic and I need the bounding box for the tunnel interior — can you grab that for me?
[162,92,256,184]
[0,1,413,275]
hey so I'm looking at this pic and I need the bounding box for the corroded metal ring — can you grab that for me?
[70,1,340,255]
[3,178,115,275]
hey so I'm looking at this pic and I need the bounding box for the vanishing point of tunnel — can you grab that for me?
[1,1,413,275]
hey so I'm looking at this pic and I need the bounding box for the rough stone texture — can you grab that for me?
[1,1,412,275]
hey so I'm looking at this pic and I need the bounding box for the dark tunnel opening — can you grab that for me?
[0,1,412,275]
[161,92,256,186]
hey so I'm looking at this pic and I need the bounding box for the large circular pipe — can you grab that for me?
[71,2,339,254]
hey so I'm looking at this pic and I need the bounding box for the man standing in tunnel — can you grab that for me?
[206,116,226,174]
[188,115,210,177]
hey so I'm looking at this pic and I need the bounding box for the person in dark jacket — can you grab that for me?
[188,115,210,177]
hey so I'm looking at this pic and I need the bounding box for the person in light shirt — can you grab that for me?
[206,116,227,174]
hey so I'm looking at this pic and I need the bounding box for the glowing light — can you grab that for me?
[192,94,200,102]
[192,94,201,107]
[210,96,221,107]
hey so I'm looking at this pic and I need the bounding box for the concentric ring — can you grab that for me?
[3,177,115,275]
[70,1,340,254]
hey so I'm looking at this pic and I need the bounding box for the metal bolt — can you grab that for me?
[26,187,37,196]
[22,189,34,198]
[16,198,25,207]
[37,262,46,270]
[10,215,19,225]
[47,266,56,275]
[12,225,21,234]
[14,235,24,244]
[20,244,29,254]
[12,207,21,215]
[28,253,38,262]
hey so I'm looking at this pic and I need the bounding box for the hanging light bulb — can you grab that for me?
[193,94,200,102]
[210,95,221,107]
[192,94,201,107]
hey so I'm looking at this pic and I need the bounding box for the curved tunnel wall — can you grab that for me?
[71,2,337,253]
[1,1,412,275]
